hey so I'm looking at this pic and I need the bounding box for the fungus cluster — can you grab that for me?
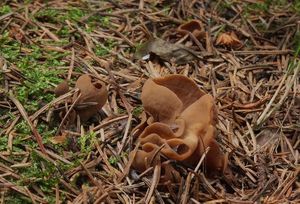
[130,75,226,181]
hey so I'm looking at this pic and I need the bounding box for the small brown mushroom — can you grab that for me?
[54,74,108,123]
[54,80,69,97]
[177,20,205,39]
[130,147,160,173]
[74,74,108,121]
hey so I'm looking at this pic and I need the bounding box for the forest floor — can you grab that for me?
[0,0,299,203]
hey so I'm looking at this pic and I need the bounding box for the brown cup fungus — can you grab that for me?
[130,75,225,181]
[177,20,205,39]
[54,74,108,122]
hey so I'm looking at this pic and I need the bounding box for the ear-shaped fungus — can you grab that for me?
[54,80,69,97]
[130,75,226,181]
[54,74,108,122]
[74,74,108,121]
[177,20,205,39]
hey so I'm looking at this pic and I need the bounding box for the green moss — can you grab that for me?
[108,155,118,165]
[80,131,96,154]
[15,120,31,135]
[132,106,143,117]
[109,152,128,166]
[87,10,112,28]
[292,31,300,56]
[118,107,126,114]
[0,3,116,203]
[34,7,86,23]
[0,136,8,151]
[100,16,110,27]
[1,43,65,112]
[65,7,86,21]
[34,8,60,23]
[294,1,300,13]
[94,39,116,56]
[0,5,12,14]
[4,193,32,204]
[16,151,59,202]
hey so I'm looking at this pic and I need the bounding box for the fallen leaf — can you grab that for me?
[216,32,241,47]
[134,38,199,65]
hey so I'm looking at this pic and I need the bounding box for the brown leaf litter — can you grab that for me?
[216,31,242,47]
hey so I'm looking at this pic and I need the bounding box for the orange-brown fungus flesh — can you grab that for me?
[54,74,108,122]
[177,20,205,39]
[130,75,225,181]
[54,80,69,97]
[74,74,108,121]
